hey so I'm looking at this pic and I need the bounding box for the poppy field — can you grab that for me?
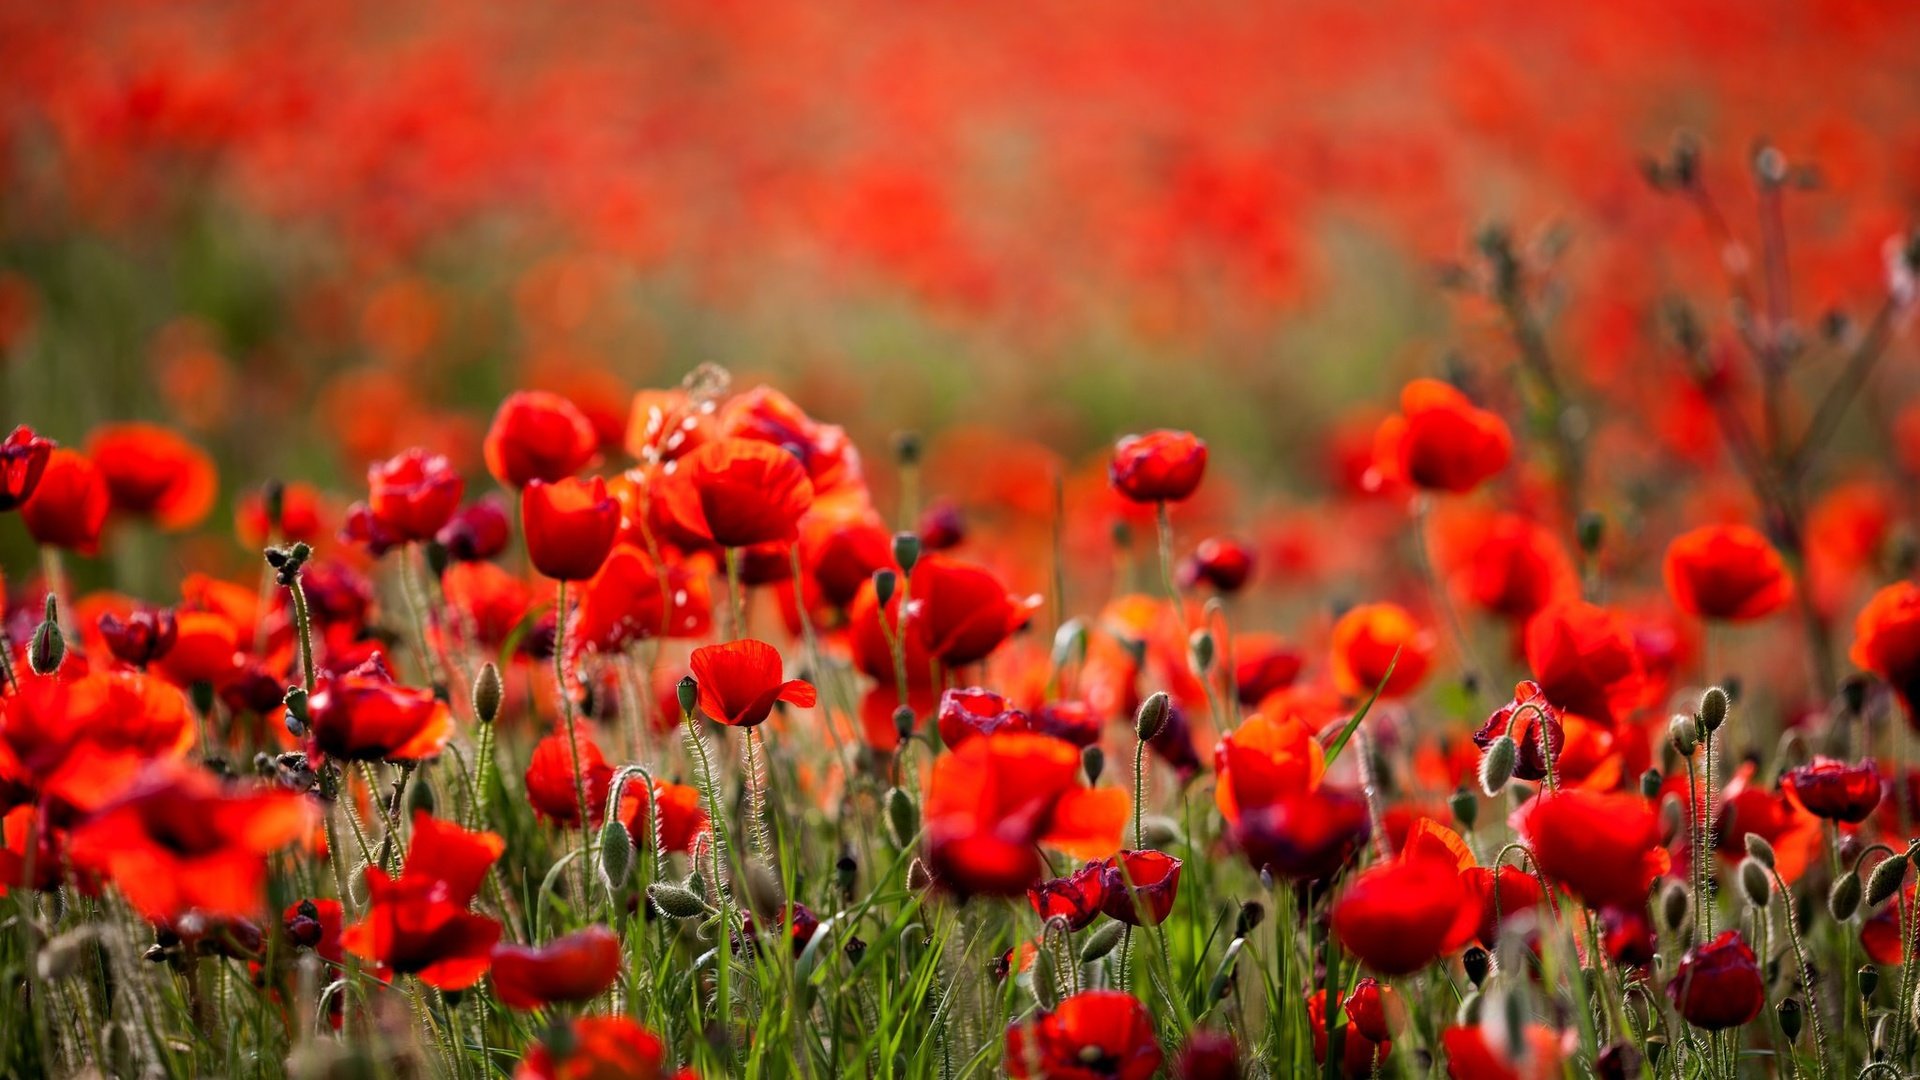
[10,2,1920,1078]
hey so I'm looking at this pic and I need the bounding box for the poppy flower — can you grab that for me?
[1372,379,1512,494]
[1307,980,1393,1078]
[1599,904,1656,968]
[305,654,453,764]
[1449,514,1572,620]
[1851,581,1920,716]
[1031,700,1103,747]
[1332,849,1479,975]
[235,481,325,548]
[20,448,110,552]
[436,496,511,562]
[566,543,680,657]
[1440,1024,1562,1080]
[153,609,243,688]
[1510,790,1667,910]
[1330,602,1433,699]
[1666,930,1765,1030]
[86,422,218,530]
[1461,864,1546,947]
[800,508,895,611]
[1028,862,1110,931]
[1109,430,1207,504]
[1523,601,1646,725]
[1471,682,1564,783]
[1178,537,1255,593]
[618,779,709,855]
[1172,1030,1240,1080]
[687,638,816,728]
[1663,524,1792,621]
[443,561,534,649]
[849,578,936,689]
[1213,710,1326,825]
[363,448,464,543]
[523,476,620,581]
[926,733,1128,896]
[517,1016,675,1080]
[484,390,599,489]
[0,424,54,511]
[98,608,178,669]
[656,437,815,549]
[1782,756,1883,823]
[0,667,199,812]
[937,687,1031,747]
[525,731,614,828]
[342,812,504,990]
[1006,989,1163,1080]
[1232,787,1371,882]
[1713,762,1822,884]
[908,555,1041,667]
[489,926,622,1010]
[1232,635,1304,706]
[1099,849,1182,926]
[66,763,312,920]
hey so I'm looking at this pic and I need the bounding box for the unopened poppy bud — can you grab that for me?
[1668,713,1697,757]
[891,532,921,575]
[599,819,633,888]
[1576,510,1605,555]
[1462,945,1491,987]
[647,883,707,919]
[1840,674,1870,717]
[1831,871,1863,921]
[892,430,922,466]
[1699,686,1729,733]
[423,540,450,579]
[1659,794,1685,845]
[1188,629,1214,675]
[1135,692,1171,741]
[872,568,897,608]
[1639,768,1662,799]
[1867,854,1910,908]
[472,663,503,725]
[676,675,698,717]
[1479,735,1517,796]
[1777,998,1802,1043]
[835,854,857,899]
[1659,879,1690,933]
[29,595,63,675]
[283,687,310,737]
[1081,745,1105,785]
[1030,947,1059,1009]
[1860,965,1880,1001]
[407,776,435,817]
[262,479,286,531]
[1745,833,1776,868]
[892,706,916,743]
[886,787,918,848]
[1449,786,1478,830]
[1739,858,1772,908]
[1080,921,1125,963]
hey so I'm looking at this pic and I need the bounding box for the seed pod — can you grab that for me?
[1860,965,1880,1001]
[28,596,63,676]
[599,819,633,888]
[1667,713,1697,758]
[1449,787,1479,831]
[471,663,503,725]
[1659,878,1691,933]
[886,787,918,848]
[891,532,921,576]
[1080,921,1125,963]
[1082,745,1105,786]
[676,675,698,717]
[873,568,897,608]
[1867,854,1911,908]
[1479,735,1517,796]
[1830,870,1863,921]
[1744,833,1776,868]
[1462,945,1491,987]
[647,883,707,919]
[1738,858,1772,909]
[1777,998,1802,1043]
[1188,629,1215,675]
[1639,768,1662,799]
[1135,692,1171,741]
[1699,686,1729,733]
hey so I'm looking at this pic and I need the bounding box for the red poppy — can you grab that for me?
[656,437,815,549]
[738,902,822,957]
[1109,429,1208,503]
[0,667,198,812]
[523,476,620,581]
[525,731,614,828]
[1523,601,1646,725]
[1028,861,1109,931]
[443,561,533,649]
[1232,634,1304,706]
[926,733,1127,896]
[0,424,54,511]
[1172,1030,1240,1080]
[800,507,895,611]
[1307,980,1394,1078]
[1599,904,1656,969]
[153,609,243,688]
[1006,989,1163,1080]
[1851,581,1920,716]
[1782,756,1882,823]
[98,608,178,669]
[1333,849,1479,975]
[1663,524,1792,621]
[517,1016,676,1080]
[436,496,511,561]
[305,654,453,764]
[1713,762,1822,884]
[687,638,816,728]
[1099,849,1182,926]
[1510,791,1667,910]
[1666,930,1765,1031]
[1460,864,1546,947]
[66,763,311,920]
[1441,1024,1561,1080]
[937,687,1031,747]
[1031,700,1103,748]
[567,543,699,657]
[86,422,218,531]
[364,448,464,543]
[618,779,709,855]
[1372,379,1512,494]
[284,898,345,964]
[490,926,622,1010]
[1330,602,1433,699]
[1471,682,1564,783]
[1448,514,1572,620]
[236,481,326,548]
[20,448,110,552]
[908,555,1041,667]
[1179,537,1255,593]
[342,812,504,990]
[1232,787,1371,882]
[720,385,866,498]
[848,577,935,689]
[1213,710,1325,825]
[484,390,599,489]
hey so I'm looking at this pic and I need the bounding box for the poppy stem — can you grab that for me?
[681,697,735,1037]
[724,547,746,640]
[1768,863,1831,1080]
[553,580,594,903]
[1154,501,1182,627]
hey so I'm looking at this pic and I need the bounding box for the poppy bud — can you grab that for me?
[1830,871,1863,921]
[29,595,63,675]
[1668,713,1698,757]
[1479,735,1517,796]
[1577,509,1605,555]
[1659,879,1690,933]
[676,676,698,717]
[1777,998,1802,1043]
[873,568,897,608]
[599,819,633,888]
[893,706,917,743]
[407,776,435,817]
[1188,629,1214,675]
[886,787,918,848]
[1738,859,1771,908]
[1659,794,1685,845]
[1699,686,1729,733]
[1080,921,1125,963]
[1745,833,1775,868]
[1868,854,1910,908]
[1639,768,1662,799]
[1030,946,1059,1009]
[283,687,310,737]
[1462,945,1491,987]
[423,540,450,578]
[1449,786,1478,830]
[1840,673,1870,717]
[1235,901,1265,937]
[835,854,858,899]
[472,663,503,725]
[1860,965,1879,1001]
[1135,691,1171,741]
[1082,746,1105,785]
[891,531,921,576]
[647,883,707,920]
[892,430,922,466]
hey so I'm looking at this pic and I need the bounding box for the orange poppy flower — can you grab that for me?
[525,730,614,828]
[342,811,504,990]
[687,638,816,728]
[304,654,453,764]
[1851,581,1920,716]
[442,561,533,649]
[1213,709,1326,825]
[1372,379,1512,494]
[86,422,217,531]
[1332,841,1480,976]
[1109,429,1208,504]
[484,390,598,489]
[1006,990,1163,1080]
[20,448,111,552]
[0,424,54,511]
[523,476,620,581]
[655,437,814,549]
[490,926,622,1010]
[925,733,1127,896]
[1329,602,1433,699]
[1663,524,1792,621]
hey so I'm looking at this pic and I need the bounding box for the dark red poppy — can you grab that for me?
[1029,861,1109,931]
[687,638,815,728]
[1666,930,1765,1031]
[363,448,464,543]
[20,448,110,552]
[1330,602,1433,699]
[1178,537,1255,593]
[523,476,620,581]
[305,654,453,764]
[98,608,178,669]
[800,507,894,610]
[926,733,1127,896]
[484,390,599,489]
[525,730,614,828]
[1472,681,1565,783]
[618,779,709,855]
[1109,429,1208,504]
[284,898,345,964]
[918,499,965,550]
[1172,1030,1241,1080]
[0,424,54,511]
[908,555,1040,667]
[1510,791,1667,910]
[1372,379,1512,494]
[1031,700,1103,747]
[517,1016,676,1080]
[1231,787,1371,881]
[937,686,1031,747]
[656,437,815,549]
[436,495,511,561]
[1232,636,1303,705]
[1307,980,1393,1078]
[342,812,504,990]
[1782,756,1883,823]
[490,926,622,1010]
[1851,581,1920,716]
[1663,524,1792,621]
[1333,850,1479,975]
[86,422,218,531]
[1598,904,1655,968]
[1006,989,1163,1080]
[1099,849,1182,926]
[1523,601,1647,725]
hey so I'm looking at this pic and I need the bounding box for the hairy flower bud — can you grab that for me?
[1449,787,1479,831]
[1830,871,1863,922]
[1867,854,1910,908]
[676,675,698,717]
[471,662,503,725]
[1188,629,1214,675]
[1659,879,1691,933]
[1699,686,1729,734]
[886,787,918,849]
[647,883,707,920]
[1738,858,1772,909]
[1744,833,1775,868]
[28,595,63,676]
[1135,691,1171,741]
[1668,713,1698,758]
[1479,735,1517,796]
[1080,921,1125,963]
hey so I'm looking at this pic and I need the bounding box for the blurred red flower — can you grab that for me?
[926,733,1127,896]
[937,686,1030,747]
[1372,380,1511,494]
[1663,524,1792,621]
[1330,602,1433,699]
[1782,756,1883,823]
[525,730,614,828]
[1666,930,1765,1031]
[305,654,453,764]
[1510,790,1667,910]
[342,812,504,990]
[86,422,217,531]
[523,476,619,581]
[1523,601,1646,725]
[0,425,54,512]
[1109,429,1208,504]
[484,390,598,489]
[363,448,464,543]
[908,555,1041,667]
[1006,989,1162,1080]
[1333,845,1479,975]
[20,448,111,552]
[490,926,622,1010]
[1308,979,1395,1078]
[1851,581,1920,717]
[517,1016,678,1080]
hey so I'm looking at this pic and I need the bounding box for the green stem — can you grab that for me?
[553,580,593,903]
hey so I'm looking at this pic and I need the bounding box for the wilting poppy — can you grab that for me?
[86,422,218,531]
[1308,979,1394,1078]
[304,654,453,764]
[1330,602,1433,699]
[1332,849,1479,975]
[926,733,1127,895]
[517,1016,675,1080]
[1179,537,1255,593]
[656,437,815,549]
[1109,430,1208,504]
[1851,581,1920,716]
[1663,524,1792,621]
[1006,989,1163,1080]
[98,608,178,669]
[1510,790,1667,910]
[484,390,599,489]
[1523,601,1646,725]
[66,763,311,920]
[1099,849,1182,926]
[937,687,1031,747]
[1029,861,1110,931]
[909,555,1041,667]
[1666,930,1765,1031]
[525,731,614,828]
[490,926,622,1010]
[523,476,620,581]
[363,448,464,543]
[1372,379,1512,494]
[436,496,511,562]
[20,448,110,552]
[342,812,504,990]
[1471,682,1564,783]
[687,638,816,728]
[1783,756,1882,823]
[1232,787,1371,882]
[0,424,54,511]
